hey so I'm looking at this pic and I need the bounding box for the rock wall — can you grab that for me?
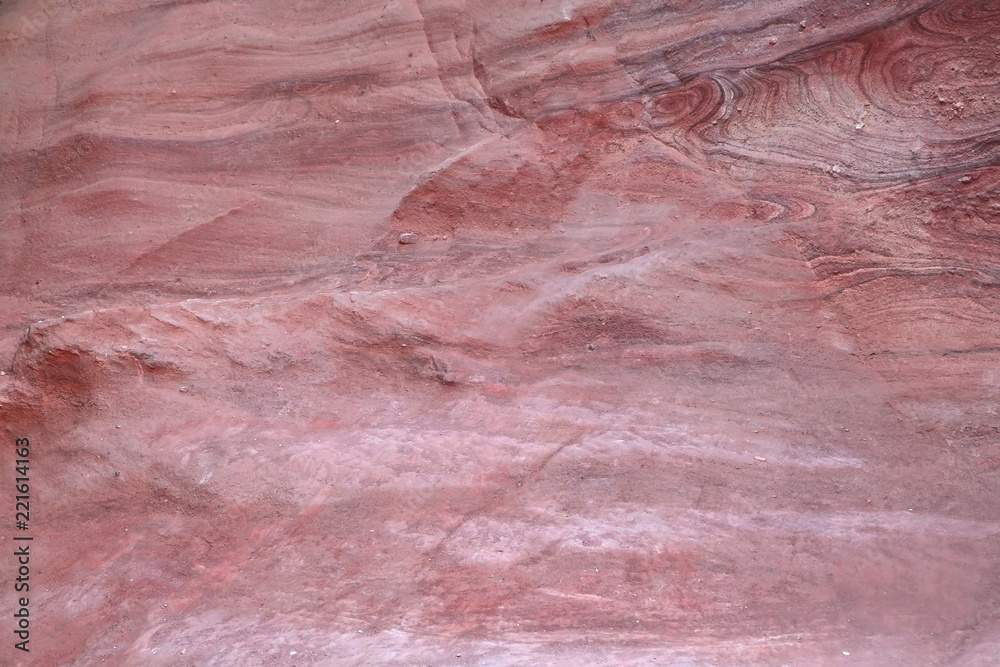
[2,1,1000,664]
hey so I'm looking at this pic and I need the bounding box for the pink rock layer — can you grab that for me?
[2,0,1000,664]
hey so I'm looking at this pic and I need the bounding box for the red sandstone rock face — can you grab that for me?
[3,0,1000,664]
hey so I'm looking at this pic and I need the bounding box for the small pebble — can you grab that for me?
[0,370,5,375]
[179,386,188,393]
[754,456,767,462]
[398,232,419,245]
[587,344,596,351]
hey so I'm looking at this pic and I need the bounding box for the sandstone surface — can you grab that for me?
[3,1,1000,664]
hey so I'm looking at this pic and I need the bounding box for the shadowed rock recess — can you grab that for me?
[2,0,1000,664]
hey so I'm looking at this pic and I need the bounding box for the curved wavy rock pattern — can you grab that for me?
[646,2,1000,187]
[2,0,1000,665]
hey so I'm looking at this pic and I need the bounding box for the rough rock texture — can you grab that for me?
[3,0,1000,664]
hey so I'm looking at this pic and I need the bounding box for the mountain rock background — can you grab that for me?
[2,1,1000,664]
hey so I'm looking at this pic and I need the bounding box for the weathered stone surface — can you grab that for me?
[3,1,1000,664]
